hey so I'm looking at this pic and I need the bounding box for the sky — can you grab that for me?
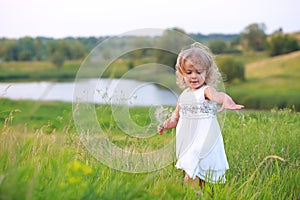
[0,0,299,38]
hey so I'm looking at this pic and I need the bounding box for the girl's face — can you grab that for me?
[183,63,206,91]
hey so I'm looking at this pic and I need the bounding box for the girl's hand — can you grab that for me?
[157,125,165,135]
[218,95,244,112]
[157,104,180,135]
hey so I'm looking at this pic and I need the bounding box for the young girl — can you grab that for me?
[157,42,244,192]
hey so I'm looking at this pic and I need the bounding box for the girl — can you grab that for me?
[157,42,244,192]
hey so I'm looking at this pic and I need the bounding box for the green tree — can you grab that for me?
[209,40,227,54]
[217,58,245,82]
[131,37,151,61]
[17,37,35,61]
[3,41,18,61]
[241,23,267,51]
[267,33,300,56]
[47,40,71,68]
[62,39,86,60]
[155,28,192,69]
[230,35,241,47]
[34,37,50,61]
[51,50,65,69]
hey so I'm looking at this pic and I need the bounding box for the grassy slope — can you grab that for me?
[226,50,300,110]
[246,51,300,79]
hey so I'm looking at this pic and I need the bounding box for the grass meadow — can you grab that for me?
[0,49,299,199]
[0,99,299,199]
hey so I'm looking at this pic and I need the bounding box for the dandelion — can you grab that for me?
[155,106,173,128]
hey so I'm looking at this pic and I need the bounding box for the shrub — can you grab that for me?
[267,34,300,56]
[209,40,227,54]
[217,58,245,82]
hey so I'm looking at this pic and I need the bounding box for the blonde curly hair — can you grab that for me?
[175,42,222,89]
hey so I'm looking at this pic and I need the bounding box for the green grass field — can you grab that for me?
[0,99,299,199]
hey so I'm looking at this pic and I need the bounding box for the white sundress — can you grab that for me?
[175,85,229,183]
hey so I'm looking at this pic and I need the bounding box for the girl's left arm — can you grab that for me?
[204,86,244,112]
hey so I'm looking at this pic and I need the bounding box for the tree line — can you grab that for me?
[0,36,107,66]
[0,23,299,62]
[0,23,299,82]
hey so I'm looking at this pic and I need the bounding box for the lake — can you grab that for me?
[0,79,178,106]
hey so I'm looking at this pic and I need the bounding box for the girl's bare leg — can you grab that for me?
[184,173,205,194]
[199,179,205,189]
[184,173,190,185]
[184,173,196,190]
[194,178,205,194]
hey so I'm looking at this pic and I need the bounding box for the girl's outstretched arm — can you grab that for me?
[204,86,244,112]
[157,102,180,135]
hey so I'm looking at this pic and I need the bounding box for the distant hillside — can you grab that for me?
[227,50,300,111]
[246,50,300,79]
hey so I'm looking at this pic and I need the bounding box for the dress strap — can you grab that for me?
[201,85,209,91]
[200,85,209,98]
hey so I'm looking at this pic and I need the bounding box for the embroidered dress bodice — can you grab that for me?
[180,100,217,118]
